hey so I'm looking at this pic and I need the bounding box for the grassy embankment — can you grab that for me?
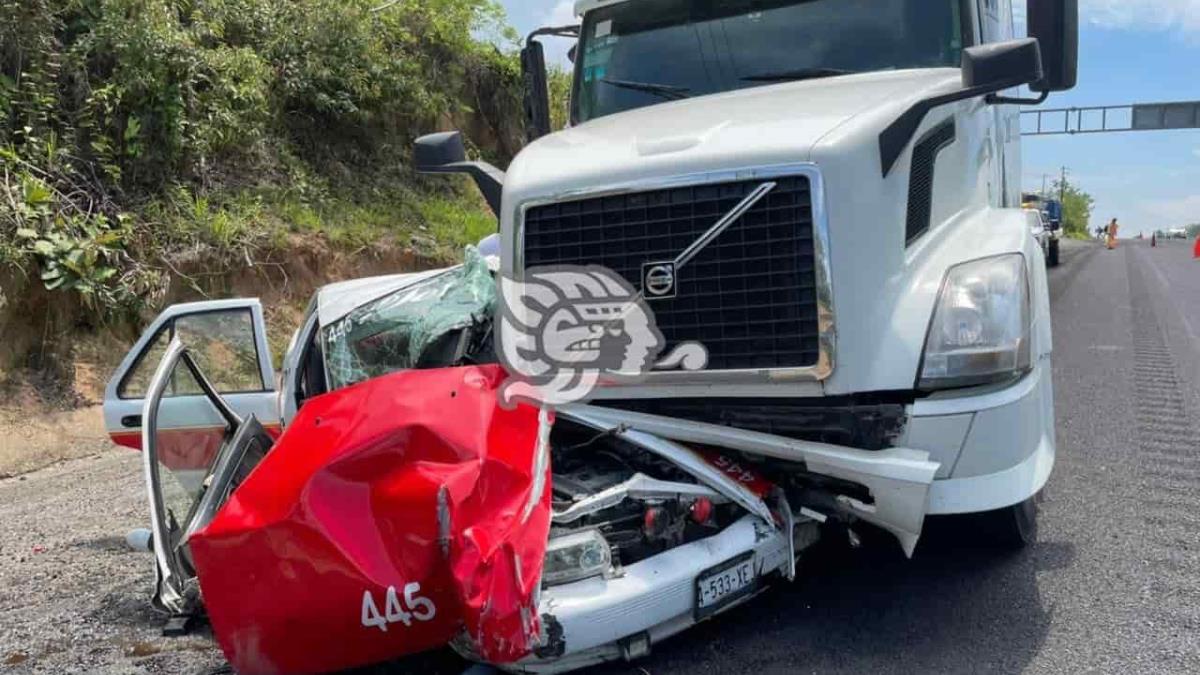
[0,0,524,474]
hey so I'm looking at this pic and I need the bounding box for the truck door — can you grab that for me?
[103,300,279,496]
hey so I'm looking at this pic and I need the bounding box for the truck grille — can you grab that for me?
[522,175,821,370]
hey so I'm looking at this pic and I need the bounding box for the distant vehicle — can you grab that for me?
[1022,196,1061,267]
[1024,208,1051,265]
[1165,228,1188,240]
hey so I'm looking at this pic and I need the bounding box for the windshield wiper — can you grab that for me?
[599,78,691,101]
[741,67,856,83]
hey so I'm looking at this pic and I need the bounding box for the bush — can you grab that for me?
[0,0,523,380]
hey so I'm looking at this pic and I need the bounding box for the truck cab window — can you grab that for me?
[573,0,969,124]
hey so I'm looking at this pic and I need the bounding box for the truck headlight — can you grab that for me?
[919,254,1031,390]
[542,530,612,587]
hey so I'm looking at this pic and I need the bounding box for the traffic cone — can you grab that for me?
[1152,233,1157,247]
[1193,236,1200,260]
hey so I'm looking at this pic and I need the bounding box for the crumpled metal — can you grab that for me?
[188,364,551,674]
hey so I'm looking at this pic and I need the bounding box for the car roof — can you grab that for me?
[317,268,454,328]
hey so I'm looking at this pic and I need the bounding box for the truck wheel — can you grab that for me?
[984,496,1039,549]
[1047,240,1060,267]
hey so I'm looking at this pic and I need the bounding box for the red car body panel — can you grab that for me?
[188,365,551,674]
[110,425,283,468]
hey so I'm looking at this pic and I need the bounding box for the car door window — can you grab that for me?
[119,329,173,398]
[119,309,265,399]
[174,311,265,393]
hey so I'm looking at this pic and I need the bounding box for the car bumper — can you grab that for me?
[505,515,798,674]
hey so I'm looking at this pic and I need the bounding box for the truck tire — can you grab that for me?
[984,495,1039,549]
[1047,239,1060,267]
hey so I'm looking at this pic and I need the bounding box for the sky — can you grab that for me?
[498,0,1200,235]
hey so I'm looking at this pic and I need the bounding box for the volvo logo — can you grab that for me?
[642,261,677,299]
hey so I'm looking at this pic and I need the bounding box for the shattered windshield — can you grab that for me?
[323,248,497,390]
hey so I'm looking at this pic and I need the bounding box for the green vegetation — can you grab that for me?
[1,0,525,386]
[1050,178,1095,240]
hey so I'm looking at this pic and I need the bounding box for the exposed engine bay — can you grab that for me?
[548,423,746,573]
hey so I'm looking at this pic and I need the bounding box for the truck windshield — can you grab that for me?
[573,0,968,124]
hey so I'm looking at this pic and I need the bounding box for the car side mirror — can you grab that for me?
[413,131,504,219]
[1027,0,1078,92]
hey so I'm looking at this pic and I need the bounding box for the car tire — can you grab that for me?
[984,495,1039,549]
[1047,239,1060,267]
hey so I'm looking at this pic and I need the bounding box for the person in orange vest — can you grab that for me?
[1106,218,1119,250]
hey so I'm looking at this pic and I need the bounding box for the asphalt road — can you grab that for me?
[2,238,1198,674]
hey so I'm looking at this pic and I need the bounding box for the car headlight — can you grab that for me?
[542,530,612,587]
[919,254,1031,390]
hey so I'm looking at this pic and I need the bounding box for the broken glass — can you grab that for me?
[323,247,496,390]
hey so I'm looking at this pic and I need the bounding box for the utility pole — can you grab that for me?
[1059,166,1067,204]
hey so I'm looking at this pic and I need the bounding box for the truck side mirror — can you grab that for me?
[413,131,505,219]
[1026,0,1078,92]
[961,38,1044,91]
[414,131,468,171]
[521,40,552,143]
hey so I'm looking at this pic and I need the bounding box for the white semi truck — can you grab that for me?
[419,0,1075,546]
[104,1,1078,671]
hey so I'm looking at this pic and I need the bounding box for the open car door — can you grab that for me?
[103,300,279,495]
[138,336,278,616]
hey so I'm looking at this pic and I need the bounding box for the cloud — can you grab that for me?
[1142,194,1200,225]
[1080,0,1200,36]
[532,0,577,66]
[544,0,576,26]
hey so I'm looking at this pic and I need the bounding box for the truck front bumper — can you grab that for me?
[567,358,1055,548]
[909,360,1056,515]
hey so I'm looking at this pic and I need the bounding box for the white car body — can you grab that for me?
[1025,208,1051,260]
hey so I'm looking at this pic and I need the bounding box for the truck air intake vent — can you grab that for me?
[905,120,956,245]
[595,397,909,451]
[523,175,820,371]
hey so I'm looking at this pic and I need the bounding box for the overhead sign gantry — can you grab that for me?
[1022,100,1200,136]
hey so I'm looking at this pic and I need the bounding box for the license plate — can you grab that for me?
[695,553,757,619]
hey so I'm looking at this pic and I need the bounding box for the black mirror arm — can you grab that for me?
[527,24,580,42]
[879,74,1036,178]
[429,161,505,217]
[986,89,1049,106]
